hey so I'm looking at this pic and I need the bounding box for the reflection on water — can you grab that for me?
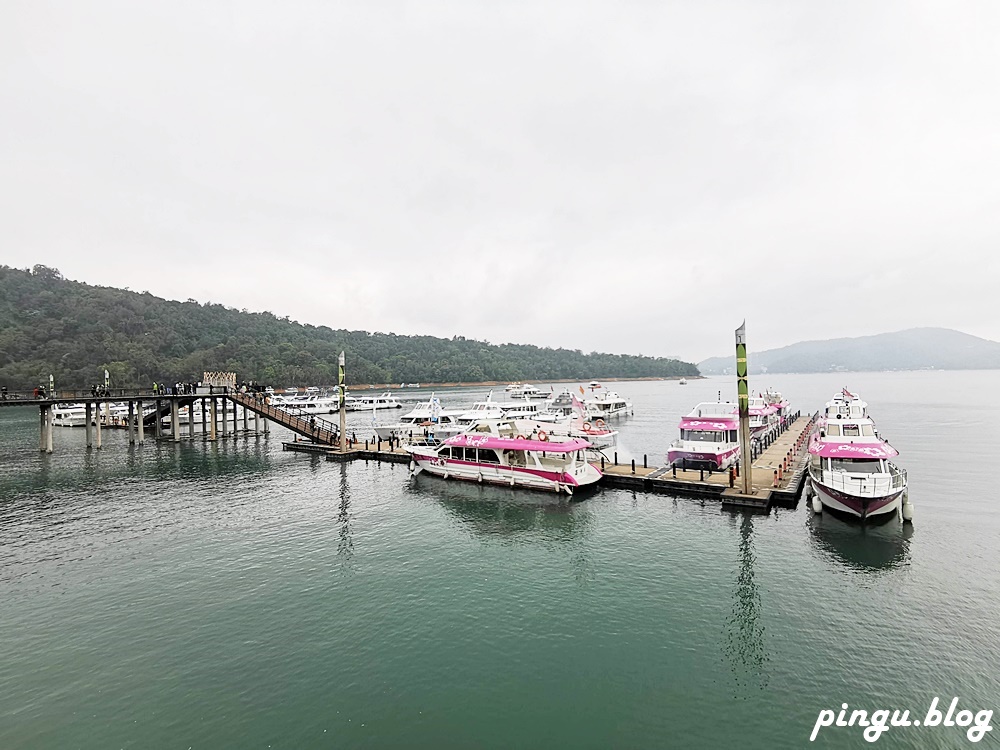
[407,473,594,542]
[337,461,354,569]
[724,513,769,693]
[807,512,913,574]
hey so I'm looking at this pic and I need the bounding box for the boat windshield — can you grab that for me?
[829,458,883,474]
[682,429,731,442]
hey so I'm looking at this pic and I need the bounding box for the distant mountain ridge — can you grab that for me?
[697,328,1000,375]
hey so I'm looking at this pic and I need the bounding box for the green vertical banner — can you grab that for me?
[338,351,347,451]
[735,322,753,494]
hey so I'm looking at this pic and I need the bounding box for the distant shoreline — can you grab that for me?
[340,375,704,391]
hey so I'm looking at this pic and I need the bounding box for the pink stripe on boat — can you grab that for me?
[443,434,591,452]
[809,440,898,459]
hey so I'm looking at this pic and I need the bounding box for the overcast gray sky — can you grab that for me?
[2,1,998,362]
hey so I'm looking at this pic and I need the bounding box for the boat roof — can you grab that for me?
[444,433,590,453]
[679,417,737,430]
[686,402,737,418]
[809,439,898,459]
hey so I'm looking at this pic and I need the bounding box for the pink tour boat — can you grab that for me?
[406,421,602,495]
[667,402,740,471]
[807,390,909,521]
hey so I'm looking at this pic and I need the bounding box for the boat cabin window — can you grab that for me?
[729,430,737,442]
[825,423,841,437]
[682,429,724,442]
[861,425,875,436]
[478,449,500,464]
[503,449,527,467]
[829,458,883,474]
[842,424,860,437]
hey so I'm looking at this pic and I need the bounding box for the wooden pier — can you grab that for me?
[0,385,344,453]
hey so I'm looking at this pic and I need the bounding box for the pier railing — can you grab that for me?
[0,386,231,402]
[230,393,339,446]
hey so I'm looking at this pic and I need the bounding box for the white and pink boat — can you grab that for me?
[747,396,779,439]
[807,390,908,520]
[406,422,602,495]
[667,402,740,470]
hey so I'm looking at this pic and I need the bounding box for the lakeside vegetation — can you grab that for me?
[0,265,699,389]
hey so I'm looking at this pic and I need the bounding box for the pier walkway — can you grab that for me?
[230,393,339,446]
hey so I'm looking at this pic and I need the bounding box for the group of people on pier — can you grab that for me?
[152,382,200,395]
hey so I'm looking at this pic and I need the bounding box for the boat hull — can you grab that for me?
[668,445,739,470]
[810,479,903,520]
[409,455,600,495]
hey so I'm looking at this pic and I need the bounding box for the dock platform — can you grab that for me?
[283,414,817,513]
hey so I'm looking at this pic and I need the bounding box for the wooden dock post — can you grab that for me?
[154,399,162,438]
[137,400,144,444]
[39,406,46,451]
[231,396,237,435]
[128,402,135,444]
[254,410,260,434]
[243,404,248,432]
[95,404,103,449]
[221,398,228,438]
[338,351,347,452]
[45,405,53,453]
[85,402,93,447]
[171,399,180,442]
[188,402,196,438]
[736,322,754,494]
[201,397,207,433]
[210,398,217,441]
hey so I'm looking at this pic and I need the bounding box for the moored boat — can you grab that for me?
[406,421,601,495]
[374,395,465,441]
[347,391,404,411]
[454,392,506,427]
[667,401,740,470]
[807,389,908,520]
[584,390,632,419]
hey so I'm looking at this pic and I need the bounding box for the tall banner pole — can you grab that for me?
[736,321,753,494]
[338,351,347,451]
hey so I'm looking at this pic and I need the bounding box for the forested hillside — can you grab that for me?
[0,266,698,389]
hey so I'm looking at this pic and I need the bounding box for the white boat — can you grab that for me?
[502,399,557,421]
[504,382,521,392]
[588,381,602,390]
[808,389,908,520]
[679,378,688,385]
[52,404,91,427]
[507,383,549,400]
[374,396,465,441]
[275,392,340,413]
[584,390,632,419]
[667,401,740,470]
[455,392,507,427]
[406,419,602,495]
[347,391,404,411]
[533,390,617,446]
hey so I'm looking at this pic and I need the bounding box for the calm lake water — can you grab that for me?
[1,371,998,749]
